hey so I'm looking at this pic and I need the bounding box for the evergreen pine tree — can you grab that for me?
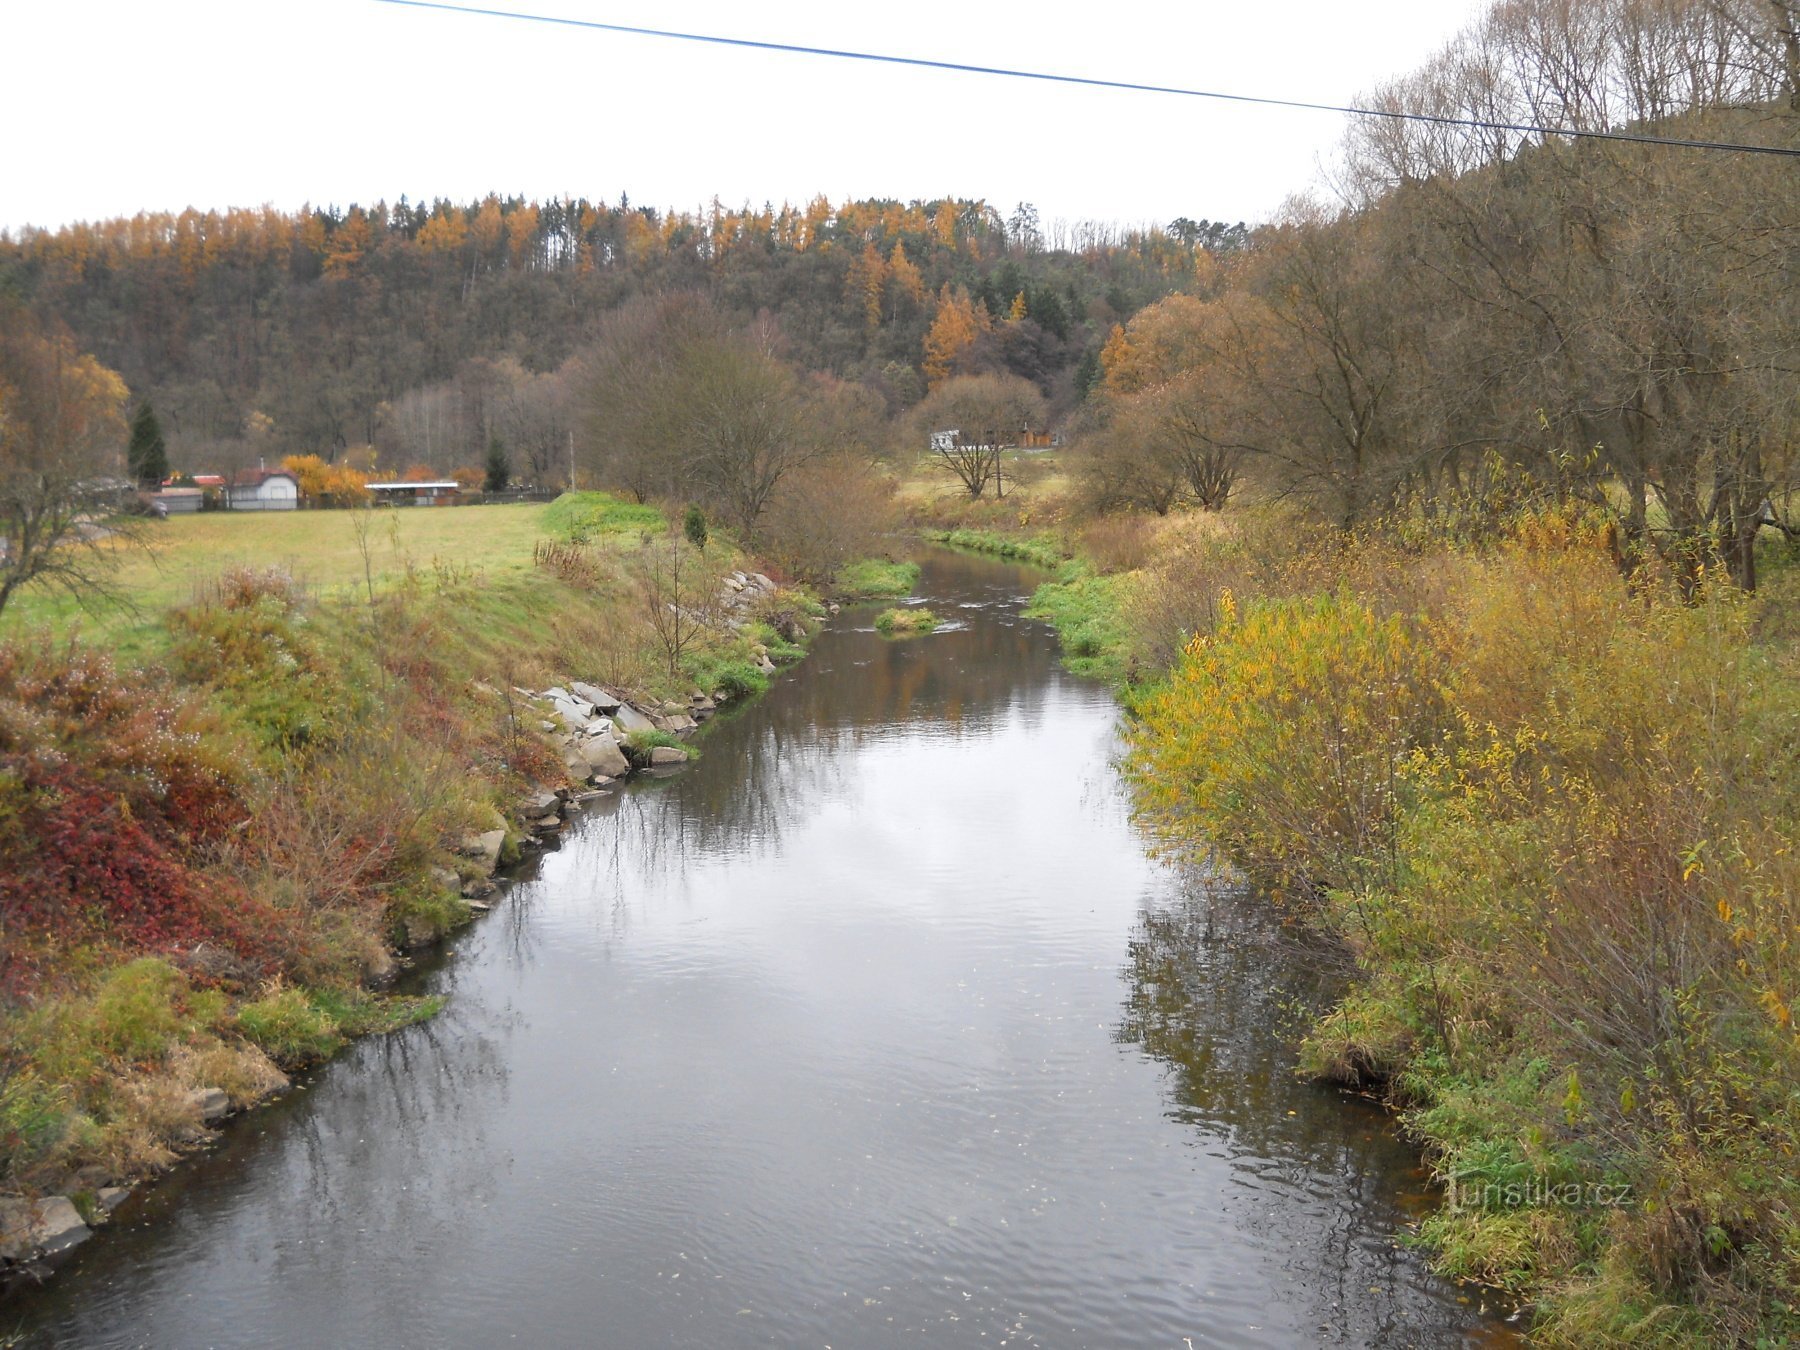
[127,402,168,485]
[683,504,708,553]
[484,436,510,493]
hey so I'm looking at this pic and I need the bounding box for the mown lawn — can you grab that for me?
[0,504,556,662]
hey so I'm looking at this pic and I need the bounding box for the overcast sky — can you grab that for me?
[5,0,1497,235]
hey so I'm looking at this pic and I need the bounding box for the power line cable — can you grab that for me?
[373,0,1800,159]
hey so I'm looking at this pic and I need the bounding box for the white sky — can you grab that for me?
[4,0,1495,235]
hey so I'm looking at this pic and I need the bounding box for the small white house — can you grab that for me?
[226,468,300,511]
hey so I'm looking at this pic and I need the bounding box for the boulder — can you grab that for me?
[649,746,690,766]
[0,1196,90,1262]
[664,714,697,734]
[551,698,594,731]
[461,876,497,900]
[540,686,573,704]
[188,1087,231,1122]
[570,682,621,712]
[519,790,561,818]
[757,656,777,676]
[612,703,655,735]
[461,829,507,873]
[579,735,630,779]
[530,814,562,833]
[751,572,776,592]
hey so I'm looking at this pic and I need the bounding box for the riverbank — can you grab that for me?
[0,495,911,1280]
[974,506,1800,1346]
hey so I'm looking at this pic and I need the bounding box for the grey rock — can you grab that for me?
[540,686,573,703]
[461,876,497,900]
[569,681,620,712]
[461,829,507,873]
[552,698,594,731]
[0,1196,90,1262]
[189,1087,230,1122]
[751,572,776,592]
[664,714,697,734]
[428,865,460,891]
[520,790,560,818]
[579,735,630,779]
[467,899,493,914]
[649,746,690,766]
[612,703,655,735]
[531,814,562,833]
[757,657,777,676]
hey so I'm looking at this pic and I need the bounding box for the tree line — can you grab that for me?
[1076,0,1800,589]
[0,195,1240,487]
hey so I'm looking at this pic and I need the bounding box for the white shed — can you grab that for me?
[226,469,300,511]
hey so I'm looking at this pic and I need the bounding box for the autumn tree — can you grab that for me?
[0,307,131,619]
[921,286,993,389]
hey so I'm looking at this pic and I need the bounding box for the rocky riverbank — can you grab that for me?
[0,564,828,1285]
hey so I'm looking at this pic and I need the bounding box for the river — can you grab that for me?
[9,550,1511,1348]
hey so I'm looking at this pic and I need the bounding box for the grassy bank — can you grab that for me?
[1022,505,1800,1345]
[0,495,835,1220]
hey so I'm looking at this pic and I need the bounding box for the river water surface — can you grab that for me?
[12,550,1511,1348]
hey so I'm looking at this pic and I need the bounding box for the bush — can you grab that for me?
[1129,589,1441,896]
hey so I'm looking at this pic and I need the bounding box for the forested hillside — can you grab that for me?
[0,197,1237,482]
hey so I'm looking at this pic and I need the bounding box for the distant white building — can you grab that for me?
[226,468,300,511]
[930,429,963,452]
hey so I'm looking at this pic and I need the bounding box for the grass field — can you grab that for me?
[0,504,559,662]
